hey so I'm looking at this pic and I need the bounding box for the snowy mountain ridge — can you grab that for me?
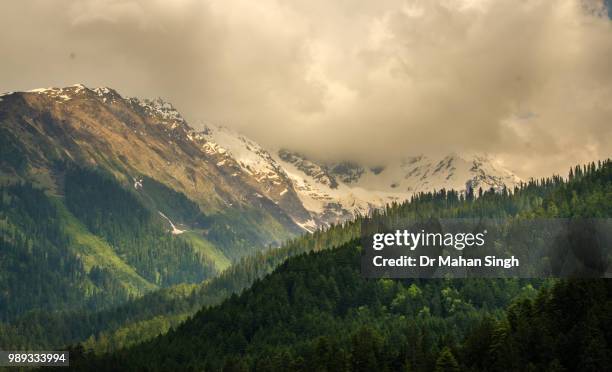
[1,84,521,232]
[199,124,521,229]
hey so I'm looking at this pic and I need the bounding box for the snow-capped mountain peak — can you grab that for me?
[2,84,521,231]
[201,125,282,179]
[272,150,521,227]
[171,123,521,229]
[132,97,186,125]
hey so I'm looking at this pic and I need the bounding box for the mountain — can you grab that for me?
[0,85,316,258]
[273,150,521,227]
[0,85,521,234]
[0,84,521,322]
[68,160,612,371]
[191,124,521,230]
[185,125,521,231]
[0,103,608,355]
[0,220,359,351]
[2,158,606,357]
[0,85,305,320]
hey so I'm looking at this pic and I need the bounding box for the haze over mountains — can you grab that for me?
[3,0,611,180]
[1,84,520,232]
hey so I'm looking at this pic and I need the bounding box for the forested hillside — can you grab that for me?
[75,244,611,371]
[86,242,544,371]
[62,160,610,370]
[65,166,217,286]
[0,182,110,321]
[0,85,310,326]
[0,167,219,323]
[0,221,357,350]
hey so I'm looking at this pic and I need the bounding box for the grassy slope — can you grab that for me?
[180,231,231,272]
[52,197,157,295]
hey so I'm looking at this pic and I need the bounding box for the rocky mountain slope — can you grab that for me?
[0,84,306,319]
[0,85,304,238]
[1,84,520,233]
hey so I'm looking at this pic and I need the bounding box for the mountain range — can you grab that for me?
[1,84,610,370]
[0,83,520,320]
[70,160,612,371]
[0,84,521,233]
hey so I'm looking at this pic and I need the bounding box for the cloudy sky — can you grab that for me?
[1,0,611,178]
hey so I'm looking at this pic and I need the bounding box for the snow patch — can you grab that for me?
[26,87,77,102]
[93,87,113,97]
[0,91,14,102]
[72,84,86,93]
[29,87,56,93]
[198,124,291,190]
[296,218,318,232]
[158,211,185,235]
[133,97,186,124]
[133,177,143,190]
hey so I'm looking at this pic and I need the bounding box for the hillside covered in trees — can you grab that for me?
[0,165,222,323]
[60,160,611,370]
[0,220,356,350]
